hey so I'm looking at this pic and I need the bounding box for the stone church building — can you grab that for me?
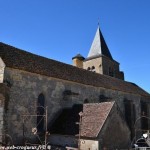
[0,26,150,149]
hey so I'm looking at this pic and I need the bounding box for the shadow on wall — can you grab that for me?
[48,104,83,135]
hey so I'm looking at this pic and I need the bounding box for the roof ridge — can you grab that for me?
[81,102,115,138]
[95,101,115,137]
[0,42,149,97]
[0,42,73,67]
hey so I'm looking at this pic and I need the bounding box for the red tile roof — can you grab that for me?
[81,102,114,138]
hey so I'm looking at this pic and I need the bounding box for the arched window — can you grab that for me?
[109,67,114,77]
[91,66,95,72]
[37,93,45,132]
[87,67,90,70]
[91,66,95,70]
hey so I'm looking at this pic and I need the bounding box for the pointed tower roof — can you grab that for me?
[88,26,113,59]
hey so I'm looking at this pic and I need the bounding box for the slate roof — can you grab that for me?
[0,42,149,97]
[72,54,85,60]
[81,102,114,138]
[87,26,113,59]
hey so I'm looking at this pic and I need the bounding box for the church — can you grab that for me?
[0,25,150,149]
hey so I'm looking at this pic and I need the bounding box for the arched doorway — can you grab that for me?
[37,93,45,132]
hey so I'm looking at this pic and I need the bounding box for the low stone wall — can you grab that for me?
[80,139,99,150]
[47,134,78,148]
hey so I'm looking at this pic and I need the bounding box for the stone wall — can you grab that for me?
[0,57,5,83]
[48,135,99,149]
[99,103,131,149]
[48,134,77,148]
[83,56,124,80]
[73,58,83,69]
[3,67,148,144]
[83,57,102,73]
[0,83,10,144]
[101,56,119,75]
[80,139,98,150]
[0,93,4,143]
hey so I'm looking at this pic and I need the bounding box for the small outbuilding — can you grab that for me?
[80,102,131,150]
[48,102,130,150]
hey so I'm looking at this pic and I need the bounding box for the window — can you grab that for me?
[92,66,95,70]
[37,93,45,132]
[87,67,90,70]
[109,67,114,77]
[87,66,95,72]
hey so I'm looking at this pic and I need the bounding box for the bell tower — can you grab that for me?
[83,26,124,80]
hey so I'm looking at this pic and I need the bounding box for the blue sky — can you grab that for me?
[0,0,150,93]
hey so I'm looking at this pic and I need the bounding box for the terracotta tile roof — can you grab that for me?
[0,42,149,97]
[81,102,114,138]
